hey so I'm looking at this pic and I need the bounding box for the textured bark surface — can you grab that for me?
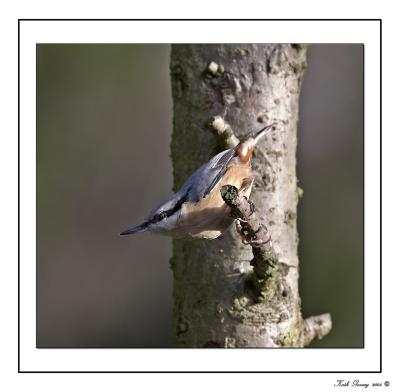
[170,44,331,347]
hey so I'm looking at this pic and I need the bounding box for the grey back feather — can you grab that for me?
[147,148,236,220]
[181,148,235,202]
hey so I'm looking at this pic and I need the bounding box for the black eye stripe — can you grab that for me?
[149,192,189,225]
[157,211,167,221]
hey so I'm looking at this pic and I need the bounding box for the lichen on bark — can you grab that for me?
[170,44,331,347]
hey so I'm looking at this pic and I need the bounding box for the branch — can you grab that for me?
[302,313,333,346]
[220,184,279,269]
[207,116,239,149]
[220,184,283,301]
[220,184,332,345]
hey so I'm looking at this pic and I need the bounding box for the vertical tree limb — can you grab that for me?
[170,44,331,347]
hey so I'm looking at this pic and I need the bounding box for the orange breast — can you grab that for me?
[175,163,254,239]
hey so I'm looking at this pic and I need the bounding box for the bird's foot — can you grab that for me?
[241,196,256,216]
[235,219,249,244]
[236,222,272,246]
[248,223,272,246]
[246,235,272,246]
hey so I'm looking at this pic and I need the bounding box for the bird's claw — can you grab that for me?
[231,211,247,223]
[235,219,249,244]
[235,218,272,246]
[246,236,272,246]
[254,223,269,234]
[242,196,256,216]
[248,199,256,216]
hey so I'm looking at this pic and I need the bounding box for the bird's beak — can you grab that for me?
[253,123,275,145]
[120,222,148,235]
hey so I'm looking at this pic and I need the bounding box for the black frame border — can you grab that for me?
[18,18,382,374]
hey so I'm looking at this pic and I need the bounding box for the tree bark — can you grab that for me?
[170,44,331,347]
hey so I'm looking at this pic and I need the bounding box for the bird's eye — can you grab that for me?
[157,211,167,221]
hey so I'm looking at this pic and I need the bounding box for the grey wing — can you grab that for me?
[145,148,235,220]
[181,148,236,203]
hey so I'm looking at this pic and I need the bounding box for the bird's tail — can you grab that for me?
[120,222,148,236]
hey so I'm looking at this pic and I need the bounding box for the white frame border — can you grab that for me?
[19,19,381,372]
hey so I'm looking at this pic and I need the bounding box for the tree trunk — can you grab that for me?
[170,44,331,347]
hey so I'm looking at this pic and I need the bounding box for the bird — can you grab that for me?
[120,124,274,239]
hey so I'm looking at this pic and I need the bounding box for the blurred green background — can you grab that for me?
[36,44,363,347]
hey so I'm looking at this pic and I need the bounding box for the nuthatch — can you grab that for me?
[120,124,274,239]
